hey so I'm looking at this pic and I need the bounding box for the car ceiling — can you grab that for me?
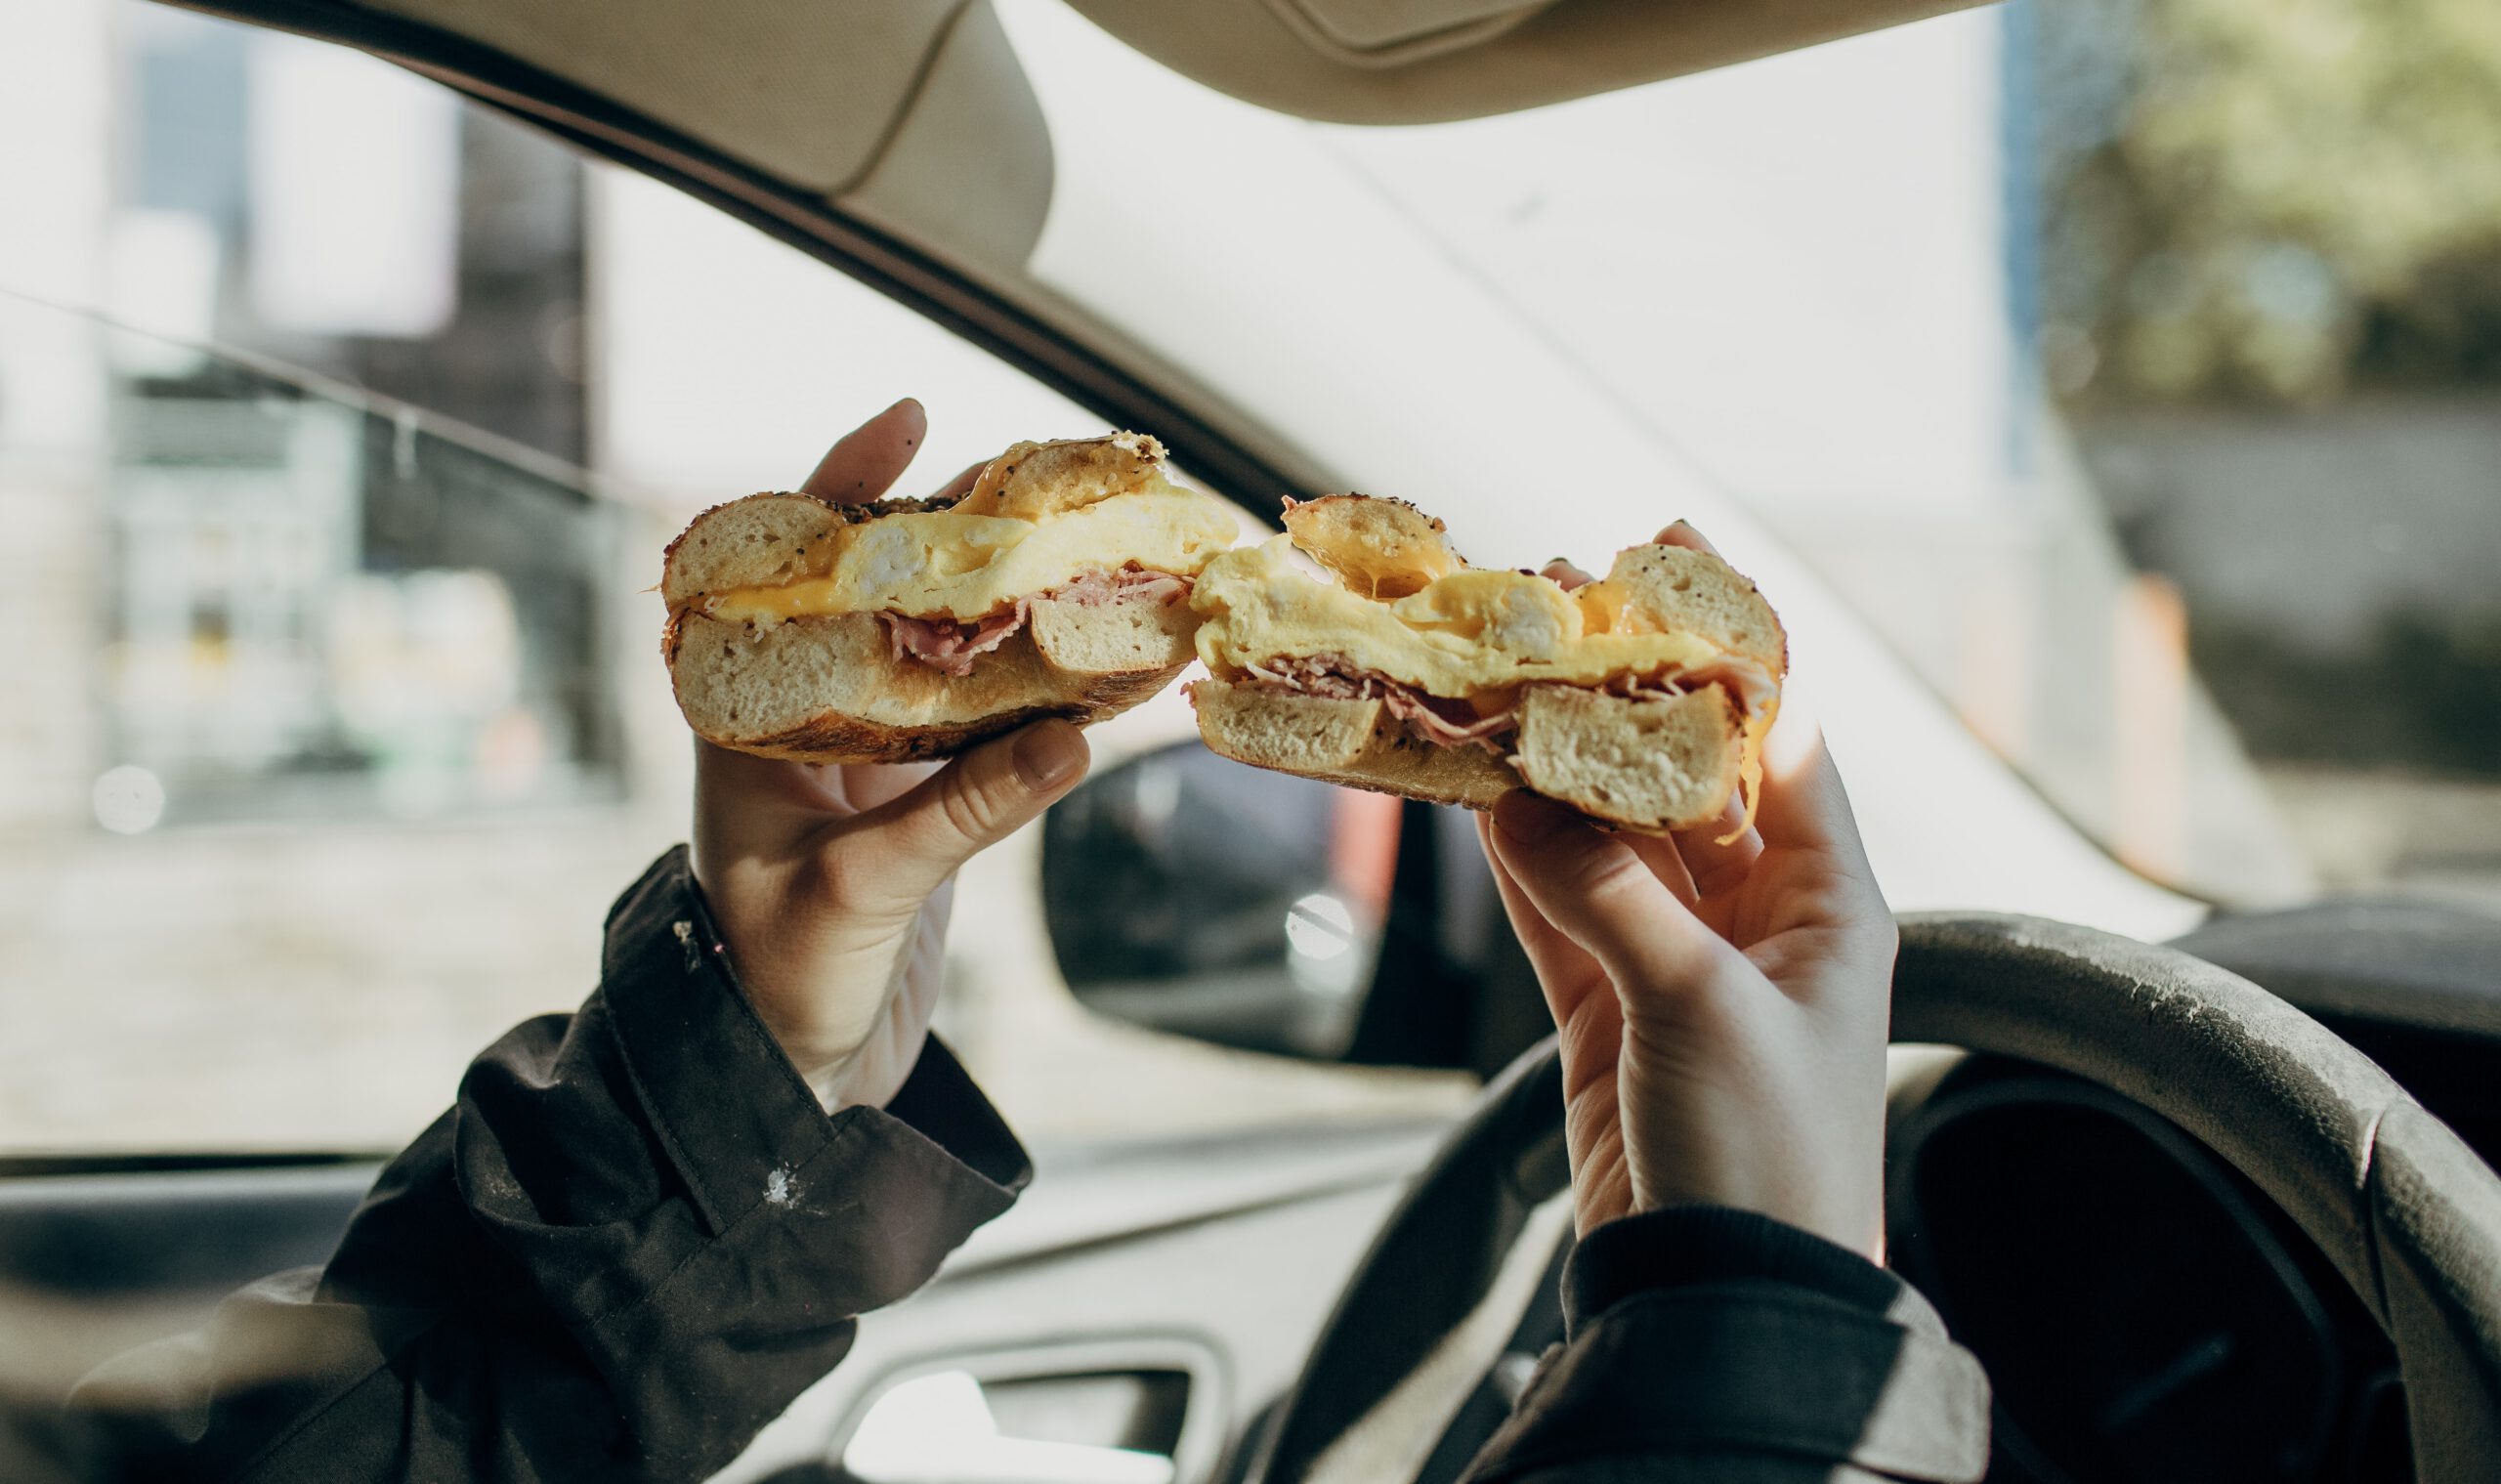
[172,0,1993,577]
[1063,0,1987,123]
[186,0,1986,301]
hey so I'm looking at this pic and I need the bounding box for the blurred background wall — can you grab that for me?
[2025,0,2501,891]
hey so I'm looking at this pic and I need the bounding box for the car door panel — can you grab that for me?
[0,1164,376,1386]
[712,1128,1439,1482]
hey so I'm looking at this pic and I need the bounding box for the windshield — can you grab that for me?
[0,7,1470,1157]
[8,0,2494,1160]
[987,0,2497,914]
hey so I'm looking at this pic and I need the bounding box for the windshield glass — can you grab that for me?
[0,5,1472,1157]
[10,0,2495,1158]
[991,0,2498,914]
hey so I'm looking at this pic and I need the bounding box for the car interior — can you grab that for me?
[5,2,2500,1482]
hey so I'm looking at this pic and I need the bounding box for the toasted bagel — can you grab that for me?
[662,432,1224,764]
[1187,494,1784,832]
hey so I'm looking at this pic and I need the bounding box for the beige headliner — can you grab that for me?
[1067,0,1988,125]
[360,0,1989,206]
[340,0,1984,495]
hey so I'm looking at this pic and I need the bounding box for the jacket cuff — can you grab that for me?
[1469,1206,1990,1484]
[596,846,1033,1244]
[1477,1284,1993,1483]
[1564,1206,1897,1336]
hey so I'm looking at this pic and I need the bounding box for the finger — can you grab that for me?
[1753,724,1872,871]
[1479,813,1626,1088]
[1622,829,1701,910]
[1489,790,1739,998]
[1749,729,1892,955]
[1539,558,1596,590]
[802,398,928,505]
[927,459,986,504]
[695,737,846,819]
[821,720,1090,918]
[1475,814,1608,1018]
[1669,791,1763,902]
[835,760,939,814]
[1654,519,1715,554]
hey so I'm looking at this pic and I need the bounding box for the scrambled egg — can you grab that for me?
[1193,536,1725,697]
[701,481,1239,624]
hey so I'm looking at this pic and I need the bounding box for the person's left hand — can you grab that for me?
[690,400,1089,1111]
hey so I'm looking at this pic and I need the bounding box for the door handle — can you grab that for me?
[842,1369,1176,1484]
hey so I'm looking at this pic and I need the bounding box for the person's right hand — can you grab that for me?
[1478,526,1897,1259]
[690,400,1091,1115]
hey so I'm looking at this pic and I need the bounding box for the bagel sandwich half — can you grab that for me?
[1186,495,1785,833]
[664,433,1238,763]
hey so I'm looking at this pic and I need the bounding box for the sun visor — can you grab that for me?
[1268,0,1552,66]
[359,0,1051,271]
[837,2,1053,274]
[1064,0,1986,123]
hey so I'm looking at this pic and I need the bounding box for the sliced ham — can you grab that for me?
[876,566,1191,677]
[881,604,1032,677]
[1237,655,1519,753]
[1679,657,1778,715]
[1046,566,1193,609]
[1378,687,1517,748]
[1594,669,1689,704]
[1235,653,1751,754]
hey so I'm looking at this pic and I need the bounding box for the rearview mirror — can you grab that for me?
[1039,741,1550,1074]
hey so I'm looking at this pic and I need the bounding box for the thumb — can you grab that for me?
[1487,791,1739,1001]
[821,720,1090,916]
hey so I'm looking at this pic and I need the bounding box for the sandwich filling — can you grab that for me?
[1193,533,1781,835]
[1225,654,1710,752]
[877,566,1192,677]
[1191,535,1778,742]
[690,477,1236,674]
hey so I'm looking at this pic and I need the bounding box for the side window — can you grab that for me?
[0,6,1464,1159]
[95,357,624,827]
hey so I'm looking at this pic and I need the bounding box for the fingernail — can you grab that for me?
[1493,789,1570,845]
[1012,722,1086,789]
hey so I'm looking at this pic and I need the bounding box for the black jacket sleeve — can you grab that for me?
[1460,1207,1992,1483]
[71,846,1031,1484]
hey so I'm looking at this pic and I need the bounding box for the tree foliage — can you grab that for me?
[2038,0,2501,403]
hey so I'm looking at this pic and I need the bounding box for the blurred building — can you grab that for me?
[0,2,666,1154]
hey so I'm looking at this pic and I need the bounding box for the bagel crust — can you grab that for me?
[670,595,1197,764]
[1189,678,1746,833]
[660,431,1214,764]
[1186,493,1783,832]
[1191,681,1520,811]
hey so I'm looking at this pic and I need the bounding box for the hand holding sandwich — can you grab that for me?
[692,401,1090,1112]
[1481,527,1896,1260]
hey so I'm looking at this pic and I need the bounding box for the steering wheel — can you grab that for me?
[1249,912,2501,1484]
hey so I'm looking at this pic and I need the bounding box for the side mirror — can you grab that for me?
[1039,740,1550,1075]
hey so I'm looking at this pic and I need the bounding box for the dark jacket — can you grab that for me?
[48,848,1986,1482]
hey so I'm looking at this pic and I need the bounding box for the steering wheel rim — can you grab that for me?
[1250,912,2501,1484]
